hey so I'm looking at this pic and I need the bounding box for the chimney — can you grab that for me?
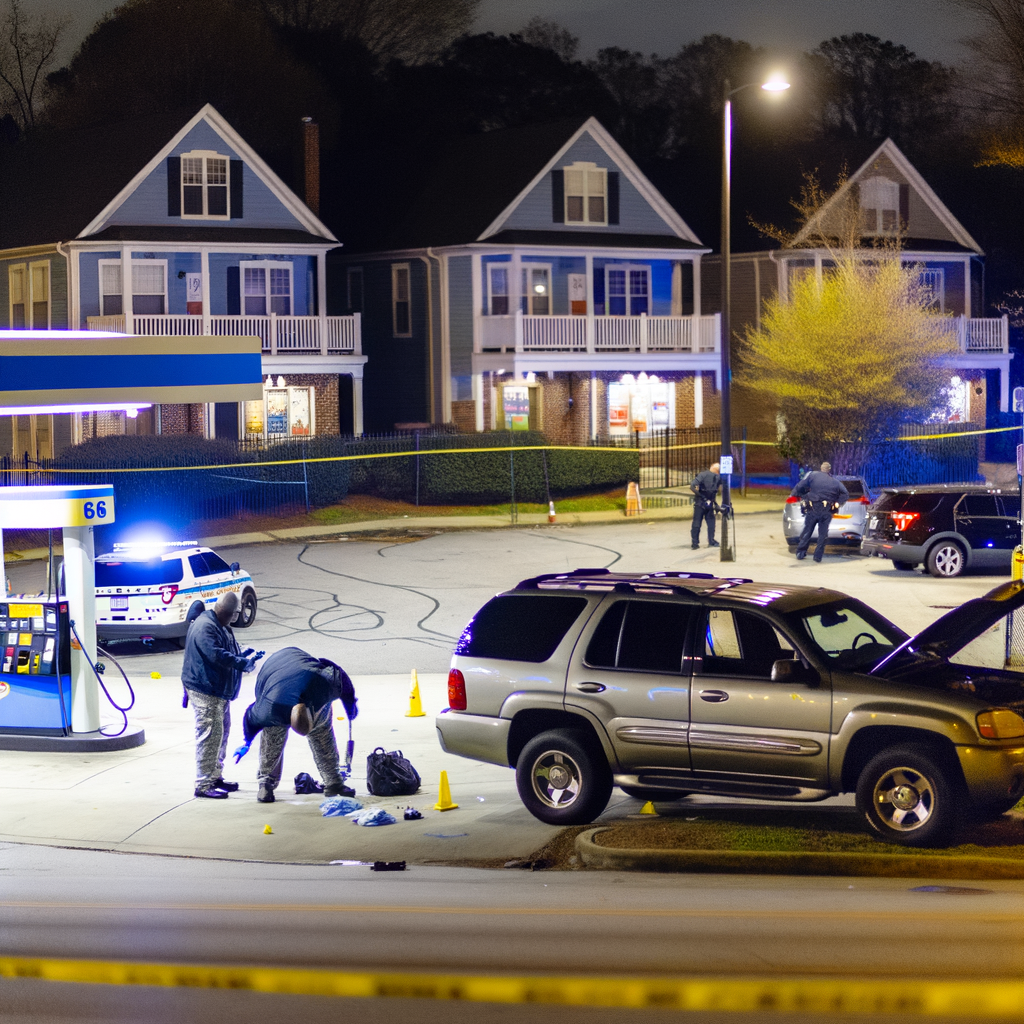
[302,116,320,216]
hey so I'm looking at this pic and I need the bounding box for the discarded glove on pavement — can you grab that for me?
[349,807,396,827]
[294,772,325,795]
[320,796,363,817]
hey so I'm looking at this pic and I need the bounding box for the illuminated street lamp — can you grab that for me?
[719,72,790,562]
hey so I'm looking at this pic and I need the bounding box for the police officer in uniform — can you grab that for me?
[690,461,722,549]
[791,462,849,562]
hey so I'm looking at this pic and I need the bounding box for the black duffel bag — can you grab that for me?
[366,747,421,796]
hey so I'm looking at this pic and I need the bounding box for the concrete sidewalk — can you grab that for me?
[0,671,569,865]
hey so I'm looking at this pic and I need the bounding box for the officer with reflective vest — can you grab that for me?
[791,462,849,562]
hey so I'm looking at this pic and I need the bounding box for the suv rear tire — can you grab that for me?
[891,560,915,571]
[235,589,258,628]
[855,744,962,847]
[926,541,966,578]
[516,729,613,826]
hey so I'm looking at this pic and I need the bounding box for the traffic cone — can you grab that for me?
[547,500,556,524]
[406,669,426,718]
[625,481,644,517]
[433,770,458,811]
[639,800,657,815]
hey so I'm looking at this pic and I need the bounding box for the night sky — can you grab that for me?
[37,0,980,66]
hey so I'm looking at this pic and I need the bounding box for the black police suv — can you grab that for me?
[861,486,1022,578]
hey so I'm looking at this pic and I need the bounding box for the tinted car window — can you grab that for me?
[840,479,864,500]
[455,595,588,663]
[702,610,790,678]
[188,553,211,577]
[586,600,694,674]
[999,496,1021,518]
[960,495,999,516]
[872,492,946,514]
[95,558,184,586]
[204,552,231,574]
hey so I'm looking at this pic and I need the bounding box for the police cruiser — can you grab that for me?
[95,541,257,645]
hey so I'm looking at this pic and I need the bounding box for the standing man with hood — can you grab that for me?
[235,647,359,804]
[181,591,260,799]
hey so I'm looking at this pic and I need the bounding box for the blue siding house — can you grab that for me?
[0,104,365,460]
[337,117,721,440]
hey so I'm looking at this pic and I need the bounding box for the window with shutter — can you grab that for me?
[859,176,900,235]
[392,264,411,336]
[241,261,293,316]
[178,150,232,220]
[562,161,608,225]
[9,261,49,328]
[9,265,25,328]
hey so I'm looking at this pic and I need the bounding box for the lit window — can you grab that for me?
[489,265,510,315]
[521,266,550,315]
[180,150,229,219]
[859,175,900,235]
[564,161,607,224]
[240,262,292,316]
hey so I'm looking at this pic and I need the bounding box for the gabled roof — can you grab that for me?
[793,138,982,254]
[79,104,336,242]
[343,116,701,253]
[0,105,335,251]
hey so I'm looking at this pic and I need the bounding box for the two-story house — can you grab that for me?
[702,138,1012,436]
[0,104,365,461]
[336,116,722,440]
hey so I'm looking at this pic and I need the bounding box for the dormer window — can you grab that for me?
[859,175,901,234]
[181,150,229,218]
[564,162,607,225]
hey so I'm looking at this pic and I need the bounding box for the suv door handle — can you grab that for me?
[574,682,606,693]
[699,689,729,703]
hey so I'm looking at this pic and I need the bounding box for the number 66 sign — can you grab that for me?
[0,485,116,529]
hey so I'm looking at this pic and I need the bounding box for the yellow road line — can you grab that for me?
[1,900,1022,923]
[1,956,1023,1014]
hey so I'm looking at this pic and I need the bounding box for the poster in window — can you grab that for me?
[630,388,649,433]
[186,273,202,315]
[266,390,288,434]
[244,400,264,435]
[568,273,587,315]
[650,382,670,428]
[608,383,629,435]
[290,388,311,435]
[503,385,530,431]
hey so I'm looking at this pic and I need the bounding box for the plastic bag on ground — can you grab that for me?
[320,796,363,817]
[349,807,396,827]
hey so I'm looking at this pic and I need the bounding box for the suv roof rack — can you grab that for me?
[515,570,753,596]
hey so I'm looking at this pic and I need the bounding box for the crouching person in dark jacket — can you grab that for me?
[182,592,259,799]
[236,647,358,804]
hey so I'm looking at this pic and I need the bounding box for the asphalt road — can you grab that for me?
[2,843,1023,1023]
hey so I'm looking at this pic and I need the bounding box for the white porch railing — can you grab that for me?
[477,311,721,355]
[85,312,362,355]
[933,314,1009,354]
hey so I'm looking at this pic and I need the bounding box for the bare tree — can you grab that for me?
[254,0,480,64]
[0,0,67,131]
[518,17,579,63]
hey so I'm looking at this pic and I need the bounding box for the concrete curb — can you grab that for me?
[574,827,1024,878]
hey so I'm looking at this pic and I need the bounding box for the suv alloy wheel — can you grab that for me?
[927,541,966,578]
[515,729,613,826]
[855,744,962,846]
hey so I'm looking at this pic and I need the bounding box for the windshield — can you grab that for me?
[784,600,908,671]
[95,558,184,587]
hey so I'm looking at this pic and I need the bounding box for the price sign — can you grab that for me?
[0,485,115,529]
[719,455,734,475]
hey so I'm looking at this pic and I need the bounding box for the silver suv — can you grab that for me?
[436,569,1024,846]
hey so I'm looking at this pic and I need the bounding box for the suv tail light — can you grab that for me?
[858,496,871,504]
[158,584,179,604]
[891,512,919,532]
[447,668,467,710]
[785,496,800,504]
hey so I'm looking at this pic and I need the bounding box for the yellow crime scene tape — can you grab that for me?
[2,956,1024,1015]
[4,424,1011,476]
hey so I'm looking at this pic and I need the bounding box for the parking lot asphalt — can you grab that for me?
[0,512,1015,865]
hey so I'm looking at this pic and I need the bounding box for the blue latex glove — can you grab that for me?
[233,742,250,763]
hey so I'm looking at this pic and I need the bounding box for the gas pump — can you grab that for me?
[0,484,145,750]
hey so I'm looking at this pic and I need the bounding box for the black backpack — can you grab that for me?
[366,747,421,796]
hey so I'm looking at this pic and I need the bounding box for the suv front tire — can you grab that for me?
[516,729,613,826]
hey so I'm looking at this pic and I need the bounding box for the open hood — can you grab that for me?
[872,580,1024,675]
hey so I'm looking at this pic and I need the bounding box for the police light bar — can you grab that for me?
[113,540,198,551]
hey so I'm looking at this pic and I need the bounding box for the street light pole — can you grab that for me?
[718,73,790,564]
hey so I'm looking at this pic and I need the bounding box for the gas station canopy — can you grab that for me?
[0,331,263,410]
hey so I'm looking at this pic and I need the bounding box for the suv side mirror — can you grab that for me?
[771,658,820,687]
[230,562,240,574]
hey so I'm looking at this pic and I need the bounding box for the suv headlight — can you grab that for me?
[977,709,1024,739]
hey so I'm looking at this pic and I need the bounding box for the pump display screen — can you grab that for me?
[95,559,184,586]
[9,604,42,618]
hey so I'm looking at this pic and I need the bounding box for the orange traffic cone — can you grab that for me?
[625,481,644,517]
[547,501,556,524]
[406,669,426,718]
[433,771,458,811]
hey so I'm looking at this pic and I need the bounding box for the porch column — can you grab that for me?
[692,256,701,318]
[120,246,133,332]
[694,371,704,428]
[514,308,524,353]
[1001,362,1010,413]
[963,256,972,318]
[318,251,328,353]
[471,253,483,354]
[472,372,484,432]
[511,251,522,325]
[639,312,648,354]
[589,372,598,441]
[352,373,364,435]
[585,253,595,354]
[200,248,211,334]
